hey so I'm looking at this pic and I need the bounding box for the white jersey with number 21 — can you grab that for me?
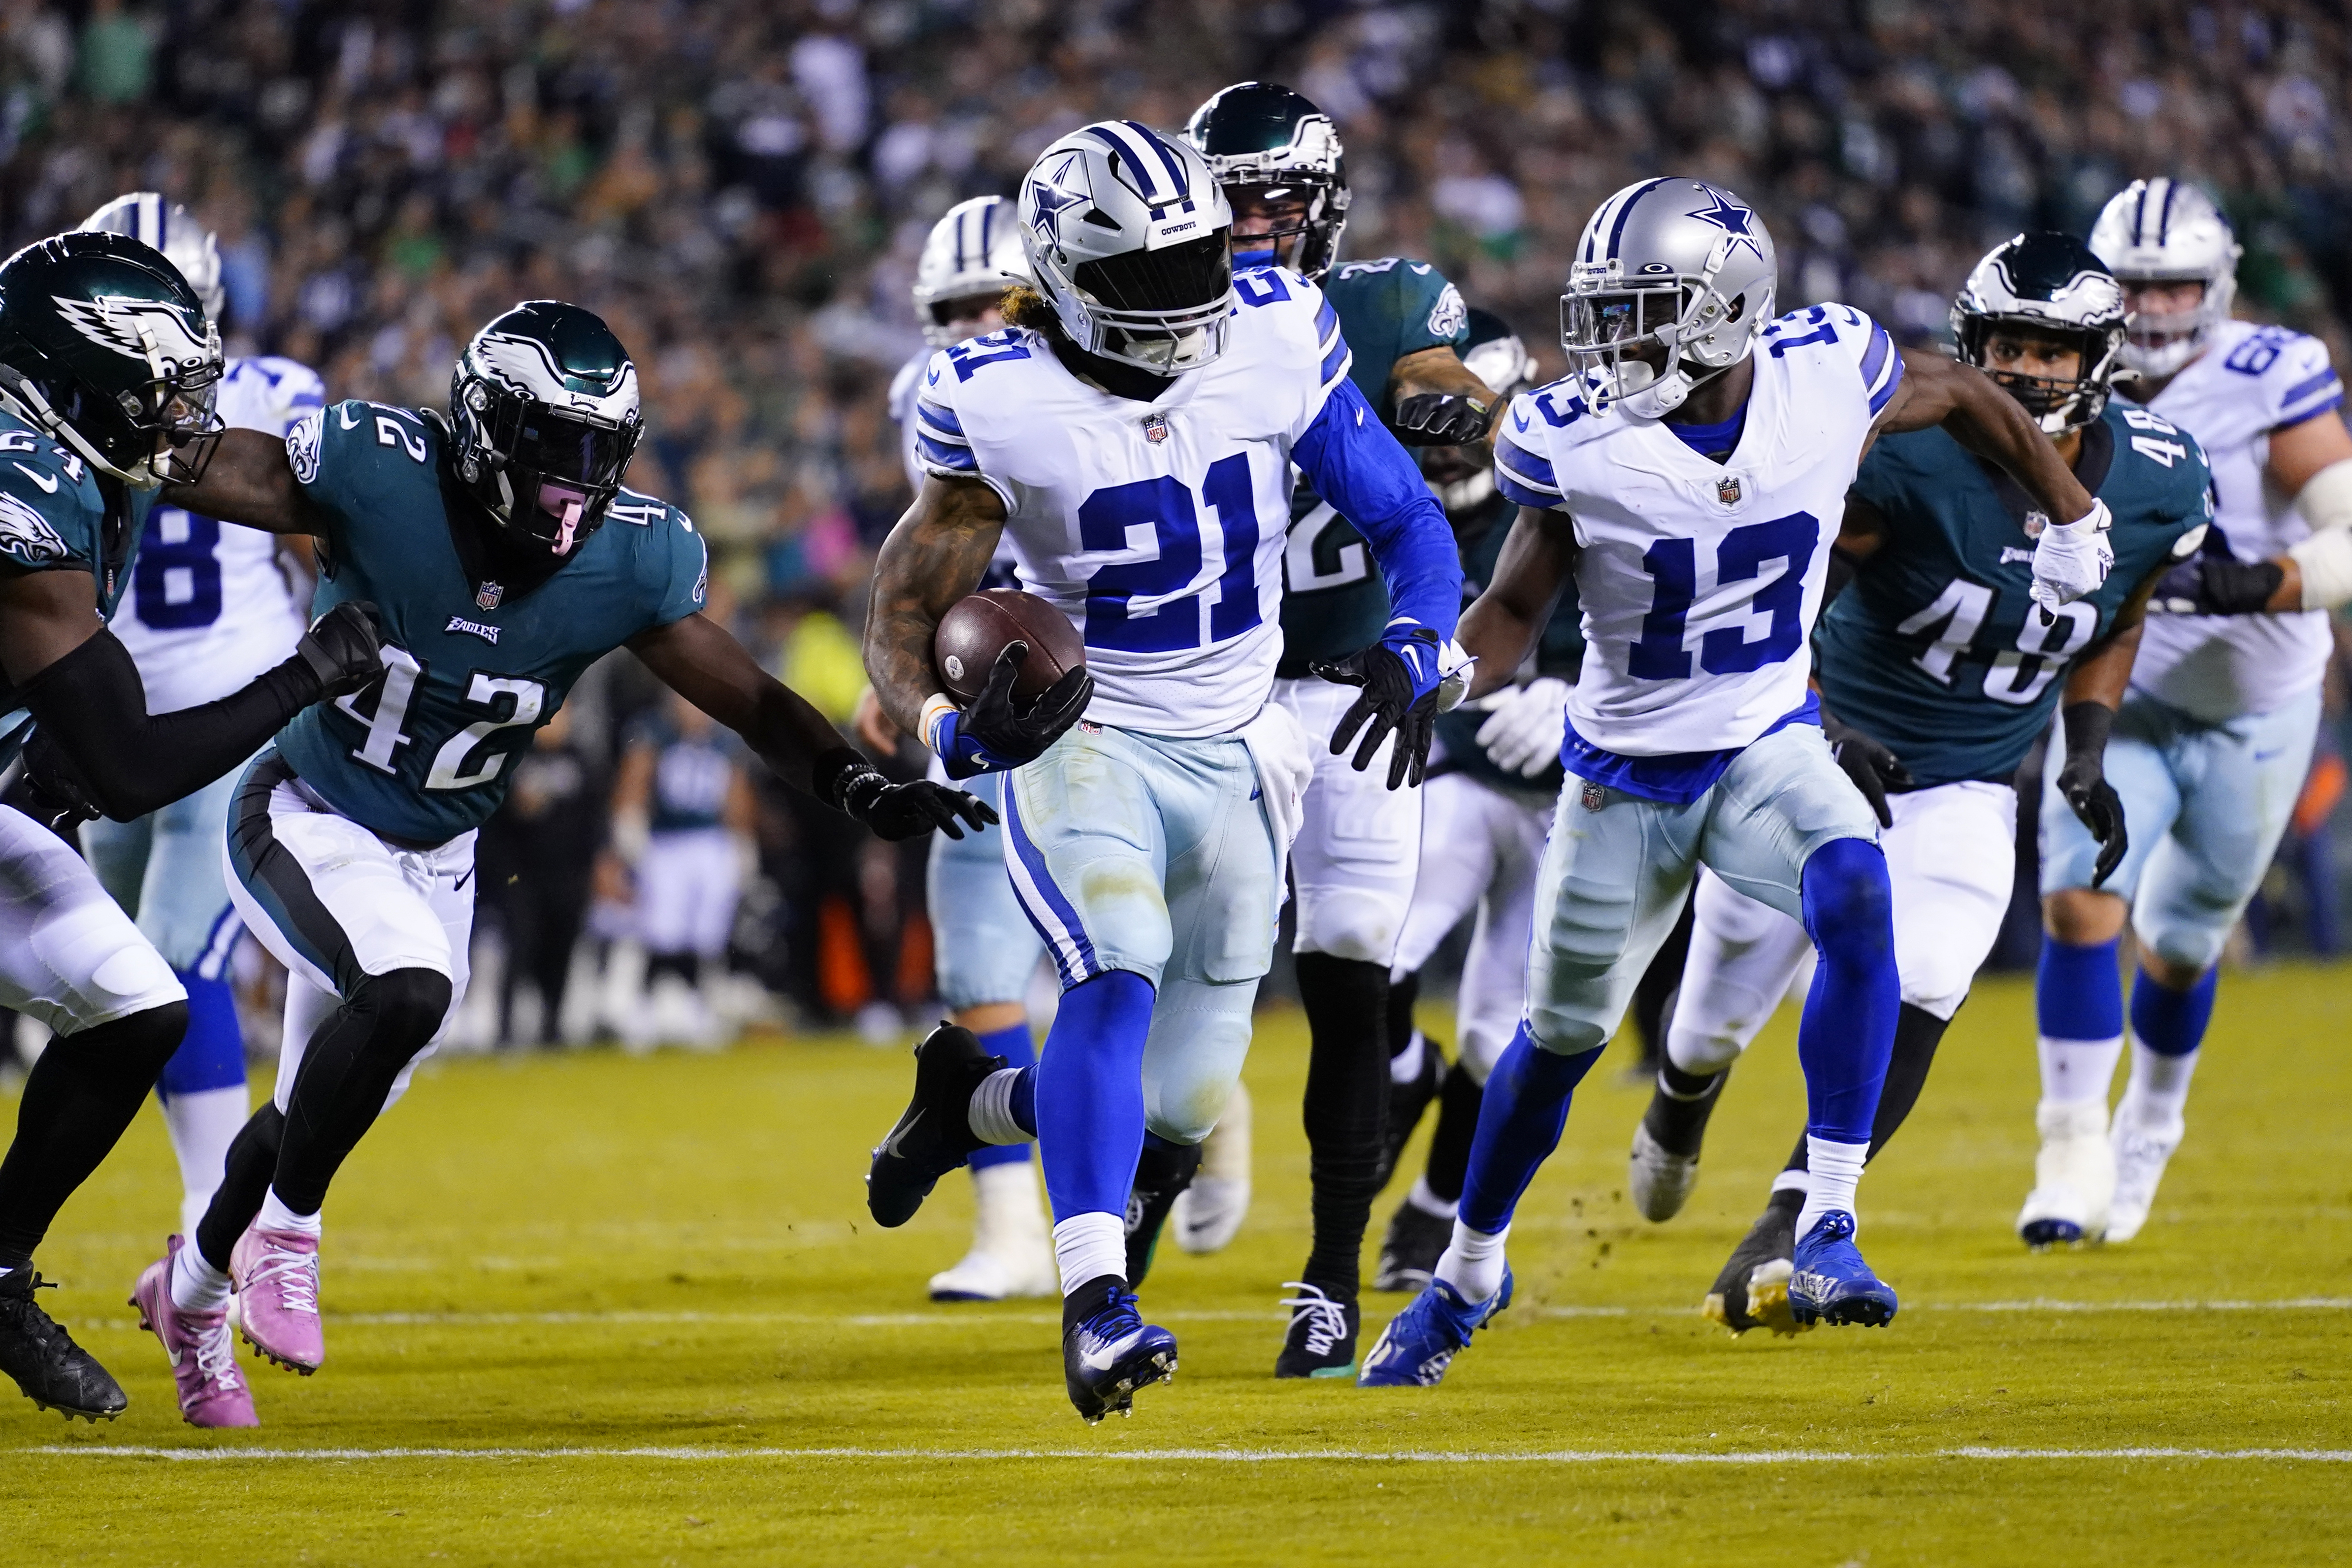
[1495,304,1905,756]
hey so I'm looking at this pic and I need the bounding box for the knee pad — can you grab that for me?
[353,968,455,1064]
[1292,889,1407,965]
[1800,838,1894,968]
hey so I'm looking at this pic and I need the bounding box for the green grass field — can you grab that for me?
[6,964,2350,1565]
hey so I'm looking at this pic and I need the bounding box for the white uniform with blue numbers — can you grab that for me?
[1492,305,1898,1054]
[82,355,322,976]
[911,270,1454,1142]
[2041,319,2340,966]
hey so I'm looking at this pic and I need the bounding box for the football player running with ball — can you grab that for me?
[858,121,1461,1422]
[1359,181,2115,1388]
[125,300,985,1426]
[1625,234,2211,1333]
[1183,81,1499,1377]
[0,232,382,1423]
[2010,181,2352,1247]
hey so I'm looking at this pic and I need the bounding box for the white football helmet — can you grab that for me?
[912,196,1032,347]
[1559,177,1777,420]
[78,193,225,326]
[1019,121,1235,376]
[2088,178,2241,380]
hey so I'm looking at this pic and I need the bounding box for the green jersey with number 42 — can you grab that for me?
[271,399,708,843]
[1277,256,1469,674]
[1815,399,2211,788]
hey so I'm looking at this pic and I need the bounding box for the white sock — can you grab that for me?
[2038,1034,2124,1107]
[170,1242,232,1313]
[966,1068,1028,1146]
[257,1186,323,1238]
[1770,1167,1812,1199]
[1434,1219,1508,1303]
[1796,1136,1868,1238]
[1050,1211,1125,1296]
[2118,1039,2199,1132]
[1405,1174,1457,1220]
[1389,1031,1426,1086]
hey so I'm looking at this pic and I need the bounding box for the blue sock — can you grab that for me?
[969,1021,1036,1170]
[1458,1023,1602,1234]
[2038,935,2124,1041]
[2130,966,2217,1058]
[156,971,245,1098]
[1033,970,1156,1223]
[1797,837,1899,1144]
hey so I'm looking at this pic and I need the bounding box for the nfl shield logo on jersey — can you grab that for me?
[476,582,504,610]
[1716,476,1741,506]
[1143,413,1170,444]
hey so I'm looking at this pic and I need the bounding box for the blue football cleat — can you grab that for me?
[1787,1211,1898,1327]
[1062,1287,1177,1423]
[1355,1268,1513,1388]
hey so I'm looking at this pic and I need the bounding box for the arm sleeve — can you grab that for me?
[1291,376,1463,636]
[18,627,323,820]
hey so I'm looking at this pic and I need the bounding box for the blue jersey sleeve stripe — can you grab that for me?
[1858,320,1891,394]
[915,400,966,438]
[1495,466,1563,509]
[1495,431,1557,490]
[1320,338,1351,389]
[915,432,979,470]
[2276,389,2345,429]
[2279,368,2343,412]
[1867,344,1907,416]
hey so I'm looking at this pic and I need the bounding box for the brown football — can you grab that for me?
[934,589,1085,704]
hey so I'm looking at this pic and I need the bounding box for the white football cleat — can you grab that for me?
[929,1160,1057,1301]
[2017,1099,2114,1247]
[1628,1121,1702,1223]
[1173,1080,1251,1254]
[2104,1110,2185,1243]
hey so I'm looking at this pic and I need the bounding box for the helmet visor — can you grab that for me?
[1560,286,1688,354]
[482,398,638,553]
[1075,235,1236,373]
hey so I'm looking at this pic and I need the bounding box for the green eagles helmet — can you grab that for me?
[450,300,642,558]
[1184,82,1350,280]
[0,229,222,486]
[1952,231,2127,434]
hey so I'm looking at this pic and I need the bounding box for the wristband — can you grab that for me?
[2289,526,2352,611]
[920,691,960,756]
[2058,700,2113,771]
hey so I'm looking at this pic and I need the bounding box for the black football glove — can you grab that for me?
[2149,553,2285,617]
[944,643,1093,779]
[0,726,103,841]
[2055,700,2128,889]
[1311,626,1444,790]
[1821,709,1911,829]
[1390,392,1494,447]
[832,761,999,843]
[295,600,387,699]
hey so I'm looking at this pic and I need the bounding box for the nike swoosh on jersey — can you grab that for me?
[12,463,56,492]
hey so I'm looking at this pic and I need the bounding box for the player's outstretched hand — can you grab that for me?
[1473,676,1569,778]
[1821,710,1912,829]
[1390,392,1493,447]
[1313,625,1444,790]
[2149,553,2284,617]
[2027,498,2115,624]
[955,643,1094,774]
[295,600,387,699]
[841,770,999,843]
[2057,756,2129,889]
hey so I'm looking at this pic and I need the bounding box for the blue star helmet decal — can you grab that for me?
[1028,153,1088,245]
[1686,186,1764,261]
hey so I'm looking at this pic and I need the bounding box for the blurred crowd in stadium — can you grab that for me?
[1,0,2348,1046]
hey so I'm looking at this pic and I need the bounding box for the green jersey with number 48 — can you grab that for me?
[1815,400,2211,788]
[1277,256,1469,674]
[271,399,708,843]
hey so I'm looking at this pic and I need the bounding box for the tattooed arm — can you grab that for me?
[863,474,1012,734]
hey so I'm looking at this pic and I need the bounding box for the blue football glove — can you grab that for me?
[1310,621,1444,790]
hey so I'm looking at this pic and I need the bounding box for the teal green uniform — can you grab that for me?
[0,408,154,712]
[1276,257,1470,675]
[273,400,708,844]
[1431,488,1583,794]
[630,714,738,834]
[1816,404,2212,788]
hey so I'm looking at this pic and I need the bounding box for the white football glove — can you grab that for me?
[1473,677,1570,778]
[2028,497,2115,622]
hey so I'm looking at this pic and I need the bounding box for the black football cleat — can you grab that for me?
[1122,1139,1201,1286]
[1629,1067,1728,1223]
[866,1023,1004,1227]
[1375,1036,1445,1188]
[0,1267,127,1421]
[1062,1278,1176,1423]
[1701,1187,1807,1336]
[1274,1281,1360,1378]
[1372,1199,1452,1294]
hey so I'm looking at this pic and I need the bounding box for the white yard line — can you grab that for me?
[27,1444,2352,1464]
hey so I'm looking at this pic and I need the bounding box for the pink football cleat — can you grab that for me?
[130,1237,258,1428]
[229,1228,325,1374]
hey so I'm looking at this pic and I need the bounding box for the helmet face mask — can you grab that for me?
[913,195,1033,348]
[1560,180,1776,421]
[1184,83,1350,281]
[2088,178,2241,381]
[451,300,641,558]
[1952,232,2126,435]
